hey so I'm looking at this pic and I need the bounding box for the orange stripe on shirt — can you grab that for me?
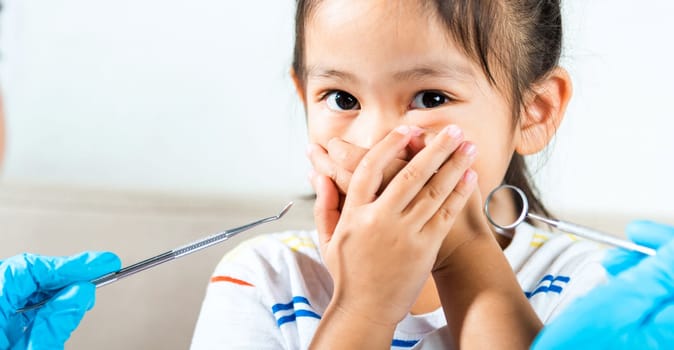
[210,275,254,287]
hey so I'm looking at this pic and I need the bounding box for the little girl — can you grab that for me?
[191,0,607,348]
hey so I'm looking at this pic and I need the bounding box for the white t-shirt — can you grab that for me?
[190,223,608,349]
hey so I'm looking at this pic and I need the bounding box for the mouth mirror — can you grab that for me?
[484,184,529,231]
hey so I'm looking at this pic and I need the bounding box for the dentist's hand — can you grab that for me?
[531,221,674,349]
[0,252,121,350]
[603,220,674,276]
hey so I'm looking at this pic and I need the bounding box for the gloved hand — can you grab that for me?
[531,220,674,349]
[0,252,120,350]
[603,220,674,276]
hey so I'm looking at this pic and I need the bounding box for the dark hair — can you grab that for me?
[293,0,562,218]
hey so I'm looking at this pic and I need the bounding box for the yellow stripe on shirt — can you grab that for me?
[281,235,316,252]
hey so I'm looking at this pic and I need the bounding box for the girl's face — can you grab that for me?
[301,0,521,198]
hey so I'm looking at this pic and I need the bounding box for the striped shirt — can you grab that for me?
[190,223,607,349]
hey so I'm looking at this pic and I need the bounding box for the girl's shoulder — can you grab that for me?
[211,230,326,283]
[506,222,609,323]
[218,230,323,265]
[209,229,332,308]
[193,230,330,349]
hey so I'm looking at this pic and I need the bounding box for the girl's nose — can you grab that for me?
[342,111,399,150]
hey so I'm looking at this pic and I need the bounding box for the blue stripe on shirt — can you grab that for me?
[270,296,420,350]
[276,309,322,327]
[272,296,321,327]
[525,275,570,298]
[271,296,312,313]
[392,339,420,347]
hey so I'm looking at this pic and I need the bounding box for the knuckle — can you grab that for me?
[334,170,351,193]
[457,151,474,167]
[445,153,471,174]
[339,149,358,171]
[455,151,472,166]
[438,186,472,223]
[453,181,472,199]
[327,165,338,181]
[358,155,373,171]
[339,147,352,163]
[361,213,379,230]
[425,183,444,201]
[449,182,471,206]
[400,163,421,182]
[435,138,457,154]
[438,204,459,222]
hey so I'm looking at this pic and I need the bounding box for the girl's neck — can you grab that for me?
[410,277,441,315]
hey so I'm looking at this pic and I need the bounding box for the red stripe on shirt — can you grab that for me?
[210,275,254,287]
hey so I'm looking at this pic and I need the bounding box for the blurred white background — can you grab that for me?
[0,0,672,219]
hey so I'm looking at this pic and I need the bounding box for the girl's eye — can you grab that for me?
[325,91,360,111]
[410,91,450,109]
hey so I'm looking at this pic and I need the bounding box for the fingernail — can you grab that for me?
[463,169,477,183]
[394,125,410,135]
[443,124,462,139]
[308,169,317,181]
[409,126,425,137]
[460,142,477,157]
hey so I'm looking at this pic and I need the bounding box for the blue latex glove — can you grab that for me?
[0,252,120,350]
[603,220,674,276]
[531,220,674,349]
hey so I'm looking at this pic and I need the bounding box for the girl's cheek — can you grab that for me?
[405,108,464,133]
[306,106,327,143]
[307,111,347,146]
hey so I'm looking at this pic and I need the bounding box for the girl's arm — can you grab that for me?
[431,192,543,349]
[434,242,543,349]
[434,235,542,348]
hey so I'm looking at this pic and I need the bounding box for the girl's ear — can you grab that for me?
[515,67,573,155]
[290,68,307,105]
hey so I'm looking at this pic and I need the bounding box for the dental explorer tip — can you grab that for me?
[277,202,294,219]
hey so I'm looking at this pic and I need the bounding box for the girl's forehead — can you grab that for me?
[304,0,480,82]
[308,0,438,37]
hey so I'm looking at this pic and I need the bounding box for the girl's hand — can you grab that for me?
[308,125,477,326]
[308,129,491,271]
[433,188,495,271]
[307,131,432,196]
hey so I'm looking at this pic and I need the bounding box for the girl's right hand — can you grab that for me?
[308,124,477,327]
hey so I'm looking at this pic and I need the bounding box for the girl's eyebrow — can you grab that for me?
[306,66,357,82]
[306,63,474,83]
[393,65,474,82]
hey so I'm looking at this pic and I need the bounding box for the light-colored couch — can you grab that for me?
[0,183,660,349]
